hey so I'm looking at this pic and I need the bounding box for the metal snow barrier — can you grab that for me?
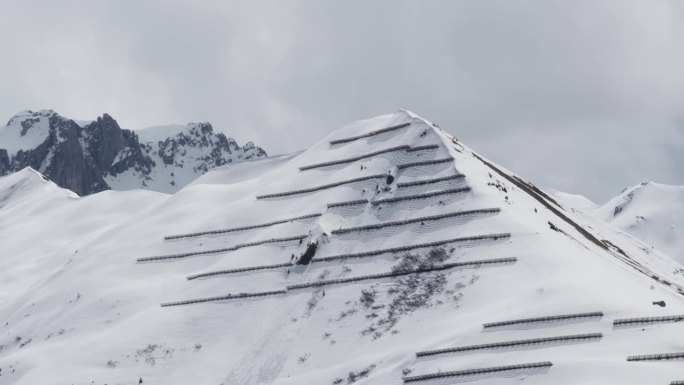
[613,314,684,328]
[329,122,411,145]
[397,157,453,170]
[299,144,439,171]
[187,262,293,280]
[137,235,307,262]
[160,290,287,307]
[287,257,517,291]
[397,174,465,188]
[483,311,604,329]
[163,213,322,240]
[415,333,602,358]
[187,240,516,279]
[406,144,441,152]
[402,361,553,383]
[371,187,471,205]
[313,233,511,263]
[327,199,369,208]
[330,208,500,235]
[627,352,684,362]
[256,174,385,199]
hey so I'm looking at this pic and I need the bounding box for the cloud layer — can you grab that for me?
[1,0,682,200]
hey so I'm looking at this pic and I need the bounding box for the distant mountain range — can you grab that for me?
[552,182,684,265]
[0,110,266,196]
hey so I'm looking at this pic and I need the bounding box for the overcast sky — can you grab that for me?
[0,0,682,201]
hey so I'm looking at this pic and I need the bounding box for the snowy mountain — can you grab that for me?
[546,188,598,212]
[0,110,266,196]
[0,110,683,385]
[594,182,684,265]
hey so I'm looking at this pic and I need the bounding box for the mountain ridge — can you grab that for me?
[595,181,684,264]
[0,109,267,196]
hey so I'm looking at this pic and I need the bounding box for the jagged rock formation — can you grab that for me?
[0,110,266,195]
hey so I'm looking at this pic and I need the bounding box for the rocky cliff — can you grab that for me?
[0,110,267,195]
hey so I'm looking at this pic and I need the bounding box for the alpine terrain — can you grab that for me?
[0,110,267,196]
[595,182,684,265]
[0,110,683,385]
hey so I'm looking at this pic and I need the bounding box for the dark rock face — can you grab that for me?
[154,122,266,171]
[0,110,266,196]
[0,150,9,173]
[83,114,154,190]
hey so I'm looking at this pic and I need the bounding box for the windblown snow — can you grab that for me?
[0,110,683,385]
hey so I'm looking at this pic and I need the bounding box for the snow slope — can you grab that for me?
[0,111,683,385]
[594,182,684,265]
[547,188,598,212]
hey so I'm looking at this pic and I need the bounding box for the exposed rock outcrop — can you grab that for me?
[0,110,266,195]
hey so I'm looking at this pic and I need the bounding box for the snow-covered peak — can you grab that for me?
[0,166,51,191]
[0,166,77,211]
[136,122,212,142]
[0,110,58,158]
[595,181,684,263]
[5,109,58,127]
[596,181,675,219]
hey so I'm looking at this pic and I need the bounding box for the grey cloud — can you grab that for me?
[0,0,682,201]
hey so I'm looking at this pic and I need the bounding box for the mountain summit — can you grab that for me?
[0,110,682,384]
[595,181,684,264]
[0,110,266,195]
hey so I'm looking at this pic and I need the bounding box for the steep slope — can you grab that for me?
[0,110,683,385]
[0,110,266,195]
[595,182,684,264]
